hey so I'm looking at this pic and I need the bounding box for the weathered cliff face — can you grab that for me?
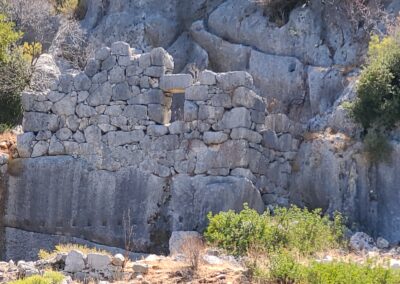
[2,43,268,260]
[2,0,400,260]
[74,0,400,243]
[82,0,369,119]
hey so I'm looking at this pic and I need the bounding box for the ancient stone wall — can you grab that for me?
[2,42,280,259]
[18,42,269,182]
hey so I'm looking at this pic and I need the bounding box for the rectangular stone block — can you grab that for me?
[23,112,59,132]
[185,85,209,101]
[160,74,193,93]
[106,130,145,147]
[122,105,148,120]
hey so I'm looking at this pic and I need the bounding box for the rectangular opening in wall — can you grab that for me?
[170,93,185,122]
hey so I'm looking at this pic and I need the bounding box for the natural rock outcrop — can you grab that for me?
[3,0,400,260]
[2,44,268,259]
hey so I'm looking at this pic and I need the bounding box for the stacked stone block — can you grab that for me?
[17,42,271,183]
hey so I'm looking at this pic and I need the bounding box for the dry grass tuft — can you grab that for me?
[181,237,205,272]
[38,243,111,260]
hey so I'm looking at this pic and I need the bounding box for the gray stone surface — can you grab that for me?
[87,253,111,270]
[14,35,400,259]
[17,133,35,158]
[88,82,113,106]
[170,175,264,231]
[249,51,305,111]
[65,250,85,273]
[3,227,146,261]
[221,108,251,129]
[203,131,228,145]
[4,157,171,254]
[23,113,59,132]
[160,74,193,93]
[169,231,202,255]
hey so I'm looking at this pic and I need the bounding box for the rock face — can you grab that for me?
[2,44,268,259]
[3,0,400,259]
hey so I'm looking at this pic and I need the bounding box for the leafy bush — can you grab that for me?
[352,35,400,131]
[267,251,305,283]
[10,271,64,284]
[204,205,270,256]
[0,123,11,133]
[252,253,400,284]
[23,42,42,65]
[349,33,400,162]
[0,14,30,127]
[272,207,344,256]
[305,261,400,284]
[363,127,393,163]
[0,14,22,61]
[205,205,344,256]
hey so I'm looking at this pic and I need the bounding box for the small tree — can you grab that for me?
[0,14,30,128]
[0,0,56,53]
[0,14,22,62]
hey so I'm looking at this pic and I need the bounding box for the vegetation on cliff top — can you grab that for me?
[350,19,400,162]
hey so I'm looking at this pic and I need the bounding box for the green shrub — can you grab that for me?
[349,34,400,163]
[304,261,400,284]
[0,14,22,62]
[363,127,393,163]
[267,251,306,283]
[0,14,30,128]
[10,271,64,284]
[204,204,271,256]
[272,207,345,256]
[0,123,11,133]
[352,35,400,131]
[205,205,344,256]
[252,255,400,284]
[0,50,31,127]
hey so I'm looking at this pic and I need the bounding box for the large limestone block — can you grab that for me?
[30,54,60,91]
[216,71,253,92]
[221,108,251,129]
[169,231,202,255]
[87,253,111,270]
[17,133,35,158]
[160,74,193,93]
[169,175,264,231]
[65,250,85,273]
[195,140,250,173]
[52,94,77,116]
[4,157,171,253]
[105,130,145,147]
[87,82,113,106]
[111,41,131,56]
[22,112,59,132]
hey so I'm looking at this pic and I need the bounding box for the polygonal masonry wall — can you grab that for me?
[18,41,271,181]
[1,42,306,258]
